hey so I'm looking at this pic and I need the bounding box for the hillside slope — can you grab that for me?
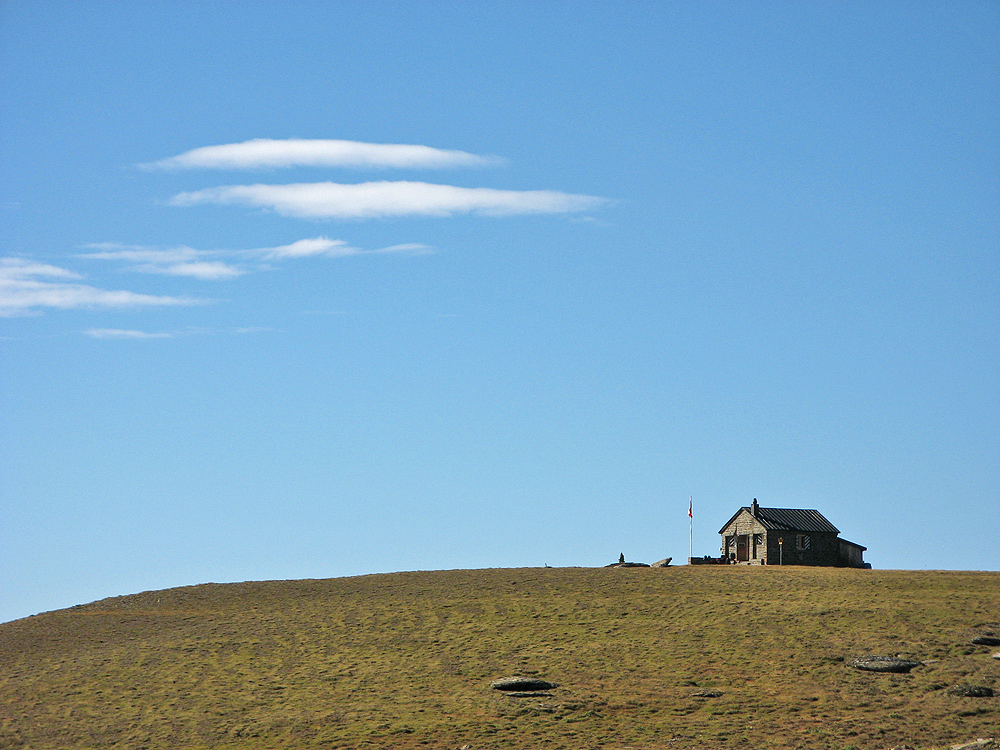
[1,567,998,749]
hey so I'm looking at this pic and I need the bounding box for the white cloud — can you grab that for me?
[0,257,203,316]
[81,243,196,263]
[84,326,274,340]
[170,181,607,220]
[80,238,425,276]
[80,244,245,279]
[0,257,83,281]
[258,237,432,259]
[258,237,357,259]
[84,328,175,339]
[143,139,502,170]
[372,243,433,255]
[154,261,245,279]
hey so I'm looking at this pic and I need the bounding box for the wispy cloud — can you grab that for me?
[0,258,83,281]
[0,257,203,316]
[84,328,175,339]
[170,181,607,220]
[259,238,431,259]
[154,261,245,279]
[81,237,429,277]
[256,237,356,259]
[372,243,434,255]
[81,244,245,280]
[143,139,503,171]
[84,325,274,339]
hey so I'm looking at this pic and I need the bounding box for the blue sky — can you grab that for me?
[1,1,997,623]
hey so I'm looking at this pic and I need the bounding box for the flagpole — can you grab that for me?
[688,496,693,562]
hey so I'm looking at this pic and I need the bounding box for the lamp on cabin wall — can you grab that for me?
[778,536,783,566]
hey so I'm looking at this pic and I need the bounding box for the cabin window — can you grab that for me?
[753,533,763,545]
[796,534,811,550]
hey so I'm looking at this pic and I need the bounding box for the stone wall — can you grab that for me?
[765,530,841,566]
[720,510,768,562]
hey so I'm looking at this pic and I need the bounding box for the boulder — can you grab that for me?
[947,685,994,698]
[847,656,922,673]
[971,635,1000,647]
[651,558,673,568]
[490,677,558,692]
[691,690,723,698]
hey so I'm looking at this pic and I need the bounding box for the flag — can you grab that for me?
[688,497,692,518]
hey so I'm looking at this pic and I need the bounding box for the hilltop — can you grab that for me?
[1,567,997,749]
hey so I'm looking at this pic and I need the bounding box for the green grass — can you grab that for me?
[1,567,998,749]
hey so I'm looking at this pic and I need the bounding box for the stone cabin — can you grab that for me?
[718,499,867,567]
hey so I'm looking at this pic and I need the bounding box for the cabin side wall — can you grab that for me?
[765,531,841,566]
[839,540,867,568]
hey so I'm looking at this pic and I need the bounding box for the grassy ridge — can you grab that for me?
[1,567,998,749]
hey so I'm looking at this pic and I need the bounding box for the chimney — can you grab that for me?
[751,498,759,516]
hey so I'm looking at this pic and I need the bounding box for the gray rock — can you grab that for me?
[971,635,1000,647]
[949,740,997,750]
[847,656,922,673]
[651,558,673,568]
[691,690,723,698]
[947,685,994,698]
[490,677,558,692]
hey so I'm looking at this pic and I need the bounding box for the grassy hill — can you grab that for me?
[1,566,998,749]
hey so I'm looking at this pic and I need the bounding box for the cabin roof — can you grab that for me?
[718,506,841,535]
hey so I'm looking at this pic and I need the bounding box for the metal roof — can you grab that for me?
[754,507,840,533]
[719,506,841,534]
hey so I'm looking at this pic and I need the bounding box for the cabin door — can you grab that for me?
[736,535,749,562]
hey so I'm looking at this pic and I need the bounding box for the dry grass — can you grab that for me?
[1,567,997,749]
